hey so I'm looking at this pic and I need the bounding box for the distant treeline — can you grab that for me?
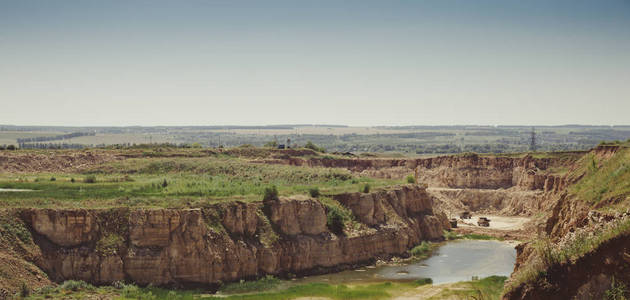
[18,143,91,149]
[99,143,202,149]
[15,142,203,150]
[16,132,95,143]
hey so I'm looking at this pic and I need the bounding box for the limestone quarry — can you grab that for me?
[1,144,629,299]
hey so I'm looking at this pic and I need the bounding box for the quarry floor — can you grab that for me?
[453,214,532,241]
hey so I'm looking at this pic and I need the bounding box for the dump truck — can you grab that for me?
[460,211,471,219]
[477,217,491,227]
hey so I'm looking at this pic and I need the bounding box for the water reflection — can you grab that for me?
[292,240,516,285]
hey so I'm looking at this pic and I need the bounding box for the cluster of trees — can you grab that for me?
[100,142,203,149]
[0,145,17,150]
[18,143,88,149]
[16,132,95,143]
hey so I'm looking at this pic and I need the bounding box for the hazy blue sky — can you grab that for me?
[1,0,629,126]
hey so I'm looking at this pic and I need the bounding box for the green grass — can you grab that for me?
[443,230,503,241]
[95,234,124,256]
[428,276,507,300]
[410,241,436,259]
[27,281,432,300]
[219,276,280,294]
[0,156,400,208]
[0,212,32,243]
[207,282,419,300]
[569,147,630,205]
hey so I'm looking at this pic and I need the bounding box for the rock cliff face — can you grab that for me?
[503,145,630,300]
[15,185,447,287]
[270,152,582,192]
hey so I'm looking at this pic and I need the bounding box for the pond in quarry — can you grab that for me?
[293,240,517,285]
[0,188,34,192]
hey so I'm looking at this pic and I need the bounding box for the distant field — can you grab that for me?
[64,133,177,145]
[0,131,64,145]
[2,125,630,154]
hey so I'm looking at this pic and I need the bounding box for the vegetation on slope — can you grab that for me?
[504,142,630,296]
[0,155,400,208]
[569,146,630,207]
[22,276,507,300]
[427,276,507,300]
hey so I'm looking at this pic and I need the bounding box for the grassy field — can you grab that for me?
[23,276,507,300]
[4,125,630,153]
[569,145,630,207]
[0,154,400,208]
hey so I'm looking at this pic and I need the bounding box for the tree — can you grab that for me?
[264,140,278,148]
[304,141,325,153]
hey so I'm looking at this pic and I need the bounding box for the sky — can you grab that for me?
[1,0,629,127]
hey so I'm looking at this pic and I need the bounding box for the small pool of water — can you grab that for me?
[0,188,34,192]
[292,240,516,285]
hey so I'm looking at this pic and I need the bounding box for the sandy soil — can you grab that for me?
[451,214,534,241]
[457,215,530,231]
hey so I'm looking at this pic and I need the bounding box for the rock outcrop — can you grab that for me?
[503,145,630,300]
[14,185,447,288]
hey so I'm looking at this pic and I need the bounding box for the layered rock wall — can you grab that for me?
[270,153,582,192]
[18,185,447,287]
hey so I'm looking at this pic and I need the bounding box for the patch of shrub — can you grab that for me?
[327,208,345,234]
[320,198,353,235]
[161,179,168,188]
[220,275,280,294]
[410,241,432,258]
[443,230,460,241]
[304,141,326,153]
[70,177,75,183]
[0,216,32,243]
[308,187,320,198]
[263,185,279,202]
[414,278,433,286]
[605,277,628,300]
[50,177,56,181]
[59,280,94,292]
[406,175,416,184]
[264,140,278,148]
[121,283,140,297]
[84,175,97,183]
[361,183,371,193]
[96,234,124,256]
[20,281,29,297]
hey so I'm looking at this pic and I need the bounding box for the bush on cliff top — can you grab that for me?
[327,208,345,235]
[262,185,279,202]
[308,187,320,198]
[319,197,354,235]
[304,141,326,153]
